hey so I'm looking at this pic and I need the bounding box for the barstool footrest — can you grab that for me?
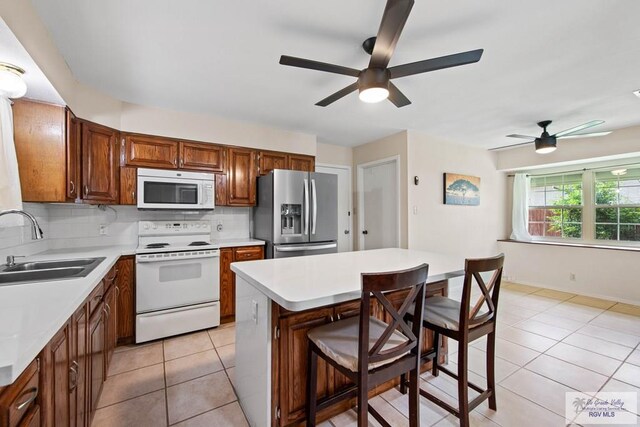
[437,365,485,394]
[368,404,393,427]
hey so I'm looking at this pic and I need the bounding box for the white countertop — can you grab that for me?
[0,244,137,386]
[231,248,465,311]
[214,238,265,248]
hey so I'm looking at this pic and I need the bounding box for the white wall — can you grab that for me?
[499,241,640,305]
[316,142,353,167]
[407,131,508,258]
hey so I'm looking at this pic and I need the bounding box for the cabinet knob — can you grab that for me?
[83,185,89,197]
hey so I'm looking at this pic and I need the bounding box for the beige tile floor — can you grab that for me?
[92,283,640,427]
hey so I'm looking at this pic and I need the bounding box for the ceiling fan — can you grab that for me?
[279,0,484,107]
[492,120,612,154]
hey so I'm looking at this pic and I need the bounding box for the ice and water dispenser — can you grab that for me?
[280,204,302,235]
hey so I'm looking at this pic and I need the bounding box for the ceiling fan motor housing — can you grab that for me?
[358,68,390,93]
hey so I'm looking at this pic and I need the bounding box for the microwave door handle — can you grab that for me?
[303,178,309,235]
[198,183,204,206]
[311,179,317,235]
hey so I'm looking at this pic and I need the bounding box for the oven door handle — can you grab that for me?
[137,253,219,263]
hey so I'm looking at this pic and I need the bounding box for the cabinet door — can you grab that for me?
[0,358,39,427]
[81,122,119,203]
[103,284,117,374]
[17,404,40,427]
[258,151,287,176]
[88,307,104,422]
[227,148,257,206]
[13,99,67,202]
[123,134,178,169]
[43,321,71,427]
[66,109,81,201]
[277,308,333,426]
[219,248,235,323]
[179,142,226,172]
[119,167,137,205]
[215,174,228,207]
[115,257,135,345]
[288,154,315,172]
[71,304,88,427]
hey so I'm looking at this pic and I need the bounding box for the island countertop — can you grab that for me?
[231,248,464,311]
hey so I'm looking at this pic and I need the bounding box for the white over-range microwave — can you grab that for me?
[137,168,215,210]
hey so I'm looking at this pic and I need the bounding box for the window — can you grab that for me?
[594,168,640,242]
[528,174,583,239]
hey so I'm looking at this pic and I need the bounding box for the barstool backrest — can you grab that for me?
[459,254,505,330]
[358,264,429,370]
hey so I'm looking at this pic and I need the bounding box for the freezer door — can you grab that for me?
[309,172,338,243]
[273,242,338,258]
[272,169,309,244]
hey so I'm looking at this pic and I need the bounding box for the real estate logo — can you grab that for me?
[566,392,637,424]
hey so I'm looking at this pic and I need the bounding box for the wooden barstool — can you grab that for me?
[306,264,429,427]
[402,254,505,427]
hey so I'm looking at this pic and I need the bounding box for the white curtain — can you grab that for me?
[0,97,23,226]
[510,173,531,241]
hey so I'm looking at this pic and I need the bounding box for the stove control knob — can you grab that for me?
[144,224,149,230]
[152,224,157,229]
[196,224,200,228]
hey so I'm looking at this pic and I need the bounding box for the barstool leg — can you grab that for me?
[357,370,368,427]
[432,331,440,377]
[487,331,497,410]
[306,345,318,427]
[457,344,470,427]
[408,366,420,427]
[400,372,408,394]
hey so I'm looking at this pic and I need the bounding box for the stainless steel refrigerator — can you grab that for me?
[254,170,338,258]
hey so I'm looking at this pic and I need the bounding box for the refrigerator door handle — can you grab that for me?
[303,178,309,235]
[311,179,317,235]
[275,243,337,252]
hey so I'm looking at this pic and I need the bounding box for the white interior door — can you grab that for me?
[315,165,352,252]
[358,158,399,250]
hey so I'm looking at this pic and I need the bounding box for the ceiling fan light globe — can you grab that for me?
[359,87,389,103]
[535,146,557,154]
[0,64,27,99]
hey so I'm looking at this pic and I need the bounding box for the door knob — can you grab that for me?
[362,230,368,235]
[344,230,350,235]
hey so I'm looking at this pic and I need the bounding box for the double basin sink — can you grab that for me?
[0,257,106,286]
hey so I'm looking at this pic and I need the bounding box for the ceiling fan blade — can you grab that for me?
[279,55,360,77]
[557,131,612,140]
[315,82,359,107]
[489,140,535,151]
[388,49,484,79]
[369,0,414,69]
[387,82,411,107]
[553,120,604,138]
[507,134,538,140]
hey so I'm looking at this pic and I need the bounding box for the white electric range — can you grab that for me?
[135,220,220,343]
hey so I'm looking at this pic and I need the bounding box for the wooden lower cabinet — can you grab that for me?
[272,281,448,427]
[115,257,135,345]
[103,284,118,374]
[88,304,105,423]
[0,359,39,427]
[219,246,264,323]
[18,404,40,427]
[40,321,71,427]
[71,305,88,427]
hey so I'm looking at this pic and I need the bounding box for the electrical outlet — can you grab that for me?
[99,224,108,235]
[569,273,576,281]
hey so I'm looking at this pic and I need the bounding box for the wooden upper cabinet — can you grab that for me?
[66,108,81,201]
[179,142,226,172]
[123,133,178,169]
[259,151,288,176]
[119,167,137,205]
[227,147,257,206]
[13,99,67,202]
[81,122,119,203]
[215,174,228,207]
[288,154,315,172]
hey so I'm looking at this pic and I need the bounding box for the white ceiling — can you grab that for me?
[0,18,63,104]
[29,0,640,148]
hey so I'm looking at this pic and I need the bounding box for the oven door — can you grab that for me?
[137,175,213,210]
[136,250,220,313]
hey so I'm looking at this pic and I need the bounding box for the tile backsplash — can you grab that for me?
[0,203,252,259]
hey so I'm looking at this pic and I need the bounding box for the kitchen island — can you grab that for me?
[231,248,465,427]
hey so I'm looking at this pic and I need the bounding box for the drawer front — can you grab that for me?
[233,246,263,261]
[104,266,118,291]
[88,280,105,315]
[17,404,39,427]
[0,359,39,427]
